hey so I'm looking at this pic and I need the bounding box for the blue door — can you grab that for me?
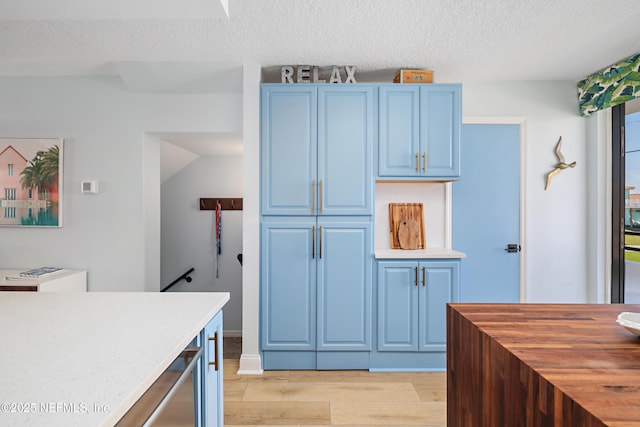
[418,261,459,351]
[318,86,373,215]
[420,85,461,177]
[377,261,419,351]
[378,86,420,177]
[316,218,372,350]
[260,218,316,350]
[452,124,520,302]
[261,86,317,215]
[202,311,223,427]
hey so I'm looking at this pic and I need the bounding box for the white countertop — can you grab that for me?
[0,291,229,427]
[375,247,466,259]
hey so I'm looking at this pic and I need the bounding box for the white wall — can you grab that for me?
[239,62,262,374]
[144,134,162,291]
[375,182,449,249]
[0,76,242,291]
[161,153,244,334]
[463,81,590,302]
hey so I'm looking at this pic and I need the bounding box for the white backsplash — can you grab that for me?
[375,182,451,250]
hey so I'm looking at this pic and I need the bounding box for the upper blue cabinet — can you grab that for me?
[261,85,374,216]
[378,84,461,179]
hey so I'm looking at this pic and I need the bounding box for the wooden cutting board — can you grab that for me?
[398,219,420,249]
[389,203,425,249]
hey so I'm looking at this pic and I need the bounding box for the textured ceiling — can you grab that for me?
[1,0,640,84]
[2,0,640,159]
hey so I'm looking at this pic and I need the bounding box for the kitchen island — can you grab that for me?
[447,303,640,427]
[0,291,229,427]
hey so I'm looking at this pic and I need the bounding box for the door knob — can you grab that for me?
[505,244,521,253]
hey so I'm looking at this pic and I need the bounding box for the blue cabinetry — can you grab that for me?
[260,83,374,370]
[261,85,374,216]
[195,311,223,426]
[260,83,463,371]
[260,218,316,354]
[378,84,461,179]
[261,217,372,369]
[372,260,459,371]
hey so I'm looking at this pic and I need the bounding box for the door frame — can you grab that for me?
[460,116,528,302]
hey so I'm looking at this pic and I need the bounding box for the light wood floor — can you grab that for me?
[224,359,447,426]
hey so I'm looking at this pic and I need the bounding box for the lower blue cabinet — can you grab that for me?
[198,311,223,427]
[372,260,459,371]
[260,217,372,369]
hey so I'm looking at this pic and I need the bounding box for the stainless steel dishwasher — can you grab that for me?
[115,346,201,427]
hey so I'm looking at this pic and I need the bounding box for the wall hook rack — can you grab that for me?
[199,198,243,211]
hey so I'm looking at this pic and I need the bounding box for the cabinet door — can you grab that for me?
[202,311,223,427]
[261,86,317,215]
[418,261,459,352]
[318,86,374,215]
[378,86,420,177]
[420,85,461,177]
[261,219,316,350]
[377,261,419,351]
[317,219,372,350]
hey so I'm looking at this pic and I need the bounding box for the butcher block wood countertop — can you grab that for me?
[447,303,640,427]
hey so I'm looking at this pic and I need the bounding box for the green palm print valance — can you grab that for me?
[578,53,640,116]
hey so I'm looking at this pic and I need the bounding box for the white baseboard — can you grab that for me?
[237,354,263,375]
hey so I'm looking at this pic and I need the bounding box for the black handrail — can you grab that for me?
[161,267,194,292]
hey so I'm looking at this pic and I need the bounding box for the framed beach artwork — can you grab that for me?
[0,138,63,227]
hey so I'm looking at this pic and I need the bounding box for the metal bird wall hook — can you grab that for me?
[545,136,576,190]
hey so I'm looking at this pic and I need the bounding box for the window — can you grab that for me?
[4,207,15,218]
[4,188,16,200]
[7,164,13,176]
[612,97,640,303]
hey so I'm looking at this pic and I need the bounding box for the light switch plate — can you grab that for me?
[81,180,99,194]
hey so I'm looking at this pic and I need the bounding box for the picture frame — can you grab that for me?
[0,138,63,227]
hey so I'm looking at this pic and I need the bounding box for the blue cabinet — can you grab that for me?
[196,311,223,427]
[260,217,372,369]
[378,84,461,179]
[261,85,374,216]
[260,217,316,353]
[317,219,372,352]
[376,260,459,353]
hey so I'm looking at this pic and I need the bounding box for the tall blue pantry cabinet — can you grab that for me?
[260,85,374,370]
